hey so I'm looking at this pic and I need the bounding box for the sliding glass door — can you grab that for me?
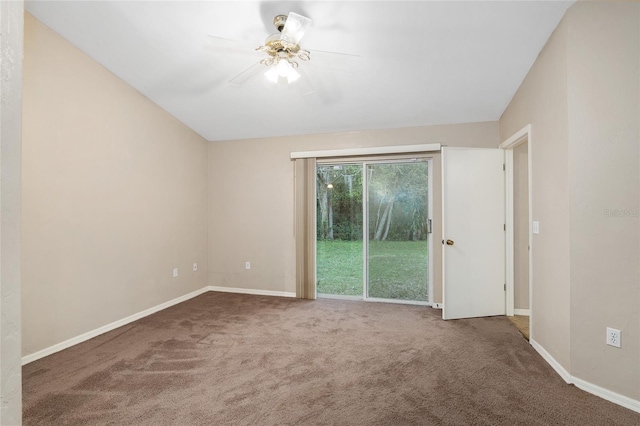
[316,159,431,304]
[316,164,364,297]
[366,161,429,302]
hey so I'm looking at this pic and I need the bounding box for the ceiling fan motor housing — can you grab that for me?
[273,15,287,32]
[265,33,300,54]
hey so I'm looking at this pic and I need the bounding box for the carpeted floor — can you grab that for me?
[23,292,639,425]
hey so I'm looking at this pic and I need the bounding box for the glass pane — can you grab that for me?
[316,164,363,296]
[367,162,429,301]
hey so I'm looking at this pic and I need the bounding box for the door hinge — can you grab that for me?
[504,283,506,291]
[504,223,506,231]
[503,163,506,171]
[427,219,433,234]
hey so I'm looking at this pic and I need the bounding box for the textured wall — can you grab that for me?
[208,122,500,304]
[0,1,23,424]
[500,14,571,368]
[501,0,640,402]
[22,14,209,357]
[566,1,639,401]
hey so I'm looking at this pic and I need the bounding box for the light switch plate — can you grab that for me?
[532,221,540,234]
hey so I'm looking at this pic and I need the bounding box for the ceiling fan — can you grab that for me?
[209,12,359,92]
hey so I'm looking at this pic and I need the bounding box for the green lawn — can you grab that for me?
[316,240,428,301]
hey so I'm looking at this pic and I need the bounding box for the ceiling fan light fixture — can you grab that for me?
[265,59,300,84]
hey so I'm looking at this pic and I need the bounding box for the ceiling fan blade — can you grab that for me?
[280,12,312,46]
[229,61,267,86]
[206,35,260,56]
[307,49,362,72]
[293,66,316,96]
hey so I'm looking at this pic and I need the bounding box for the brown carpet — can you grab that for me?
[23,292,639,425]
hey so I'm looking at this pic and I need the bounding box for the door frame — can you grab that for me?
[499,125,533,336]
[362,158,434,306]
[314,156,434,306]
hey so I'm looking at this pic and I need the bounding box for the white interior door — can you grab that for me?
[442,147,505,320]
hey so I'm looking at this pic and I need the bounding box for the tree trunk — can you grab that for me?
[327,192,334,240]
[373,198,384,237]
[318,187,328,239]
[381,199,395,241]
[374,200,393,240]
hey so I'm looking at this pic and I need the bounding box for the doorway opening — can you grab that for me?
[316,159,433,305]
[500,125,533,340]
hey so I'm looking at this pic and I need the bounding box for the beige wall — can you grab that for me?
[208,122,500,304]
[22,14,209,356]
[513,142,529,311]
[566,1,639,400]
[1,1,24,423]
[500,14,571,368]
[501,1,640,401]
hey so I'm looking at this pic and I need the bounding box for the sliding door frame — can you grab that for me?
[363,158,433,306]
[316,156,434,306]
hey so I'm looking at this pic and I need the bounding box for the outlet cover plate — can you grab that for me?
[606,327,621,348]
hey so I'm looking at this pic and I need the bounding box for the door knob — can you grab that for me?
[446,239,454,246]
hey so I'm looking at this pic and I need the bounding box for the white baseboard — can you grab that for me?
[208,285,296,298]
[530,338,640,414]
[514,308,530,316]
[22,286,640,415]
[22,285,296,365]
[22,286,211,365]
[572,376,640,413]
[530,338,572,383]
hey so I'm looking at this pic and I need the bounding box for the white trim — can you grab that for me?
[427,158,434,305]
[208,286,296,298]
[499,124,530,150]
[530,338,572,383]
[513,308,530,316]
[317,293,363,301]
[22,286,211,365]
[361,159,432,305]
[365,298,431,306]
[20,283,640,414]
[572,377,640,413]
[531,339,640,414]
[441,149,447,319]
[291,143,441,159]
[22,286,296,365]
[362,162,369,298]
[500,124,533,339]
[504,148,515,316]
[317,294,431,306]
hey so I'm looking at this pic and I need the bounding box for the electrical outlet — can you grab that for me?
[193,263,198,272]
[172,268,178,278]
[245,261,251,270]
[606,327,621,348]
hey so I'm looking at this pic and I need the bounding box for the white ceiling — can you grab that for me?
[25,1,573,142]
